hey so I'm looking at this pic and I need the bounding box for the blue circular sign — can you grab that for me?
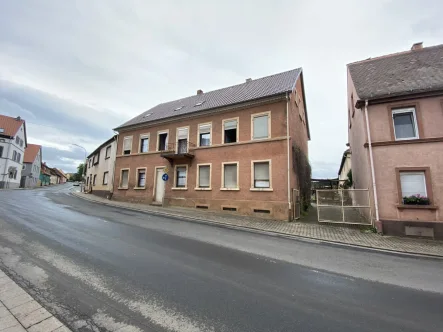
[162,174,169,181]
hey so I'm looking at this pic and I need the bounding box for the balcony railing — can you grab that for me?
[160,140,196,162]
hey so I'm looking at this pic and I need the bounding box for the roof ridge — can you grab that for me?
[347,43,443,66]
[159,67,301,105]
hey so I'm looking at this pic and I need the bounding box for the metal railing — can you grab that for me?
[160,140,196,154]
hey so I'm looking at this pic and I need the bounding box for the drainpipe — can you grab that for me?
[110,134,118,197]
[286,93,292,220]
[363,100,380,225]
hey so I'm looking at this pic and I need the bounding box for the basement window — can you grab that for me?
[223,207,237,212]
[254,209,270,214]
[223,119,238,143]
[196,205,209,209]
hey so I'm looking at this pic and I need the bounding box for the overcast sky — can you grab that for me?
[0,1,441,175]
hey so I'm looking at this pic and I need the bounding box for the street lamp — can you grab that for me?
[71,144,87,192]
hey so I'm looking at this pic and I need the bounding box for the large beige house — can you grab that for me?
[347,42,443,239]
[112,69,310,220]
[86,136,117,198]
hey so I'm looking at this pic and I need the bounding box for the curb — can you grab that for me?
[70,191,443,260]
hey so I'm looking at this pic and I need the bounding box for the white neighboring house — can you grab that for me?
[85,135,117,198]
[338,148,352,184]
[0,115,27,189]
[21,144,42,188]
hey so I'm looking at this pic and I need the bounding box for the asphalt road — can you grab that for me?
[0,184,442,332]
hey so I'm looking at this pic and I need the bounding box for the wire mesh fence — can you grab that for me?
[316,189,372,225]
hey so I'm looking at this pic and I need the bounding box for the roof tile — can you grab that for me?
[0,114,24,137]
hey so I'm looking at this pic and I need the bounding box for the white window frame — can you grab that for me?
[195,163,212,190]
[251,111,271,140]
[135,167,147,189]
[250,159,273,191]
[157,130,169,151]
[392,108,419,141]
[222,117,239,144]
[119,168,130,189]
[139,133,150,153]
[221,162,239,191]
[197,122,212,147]
[400,171,427,198]
[122,136,133,155]
[172,164,188,190]
[176,126,190,153]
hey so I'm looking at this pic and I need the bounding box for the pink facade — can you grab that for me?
[347,61,443,238]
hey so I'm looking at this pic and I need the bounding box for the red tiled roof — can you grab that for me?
[24,144,41,163]
[0,115,24,137]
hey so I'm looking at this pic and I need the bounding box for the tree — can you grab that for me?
[71,163,85,181]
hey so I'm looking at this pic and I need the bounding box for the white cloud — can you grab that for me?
[0,0,442,174]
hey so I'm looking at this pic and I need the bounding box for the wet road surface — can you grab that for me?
[0,184,442,331]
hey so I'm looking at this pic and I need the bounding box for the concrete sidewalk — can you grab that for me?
[0,269,70,332]
[71,191,443,258]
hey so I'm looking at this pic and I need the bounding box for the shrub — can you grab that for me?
[402,194,430,205]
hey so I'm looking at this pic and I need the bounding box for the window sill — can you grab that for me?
[172,187,188,191]
[133,187,146,190]
[250,188,273,192]
[195,187,212,191]
[220,188,240,191]
[396,205,438,210]
[394,137,419,141]
[118,187,128,190]
[105,157,110,160]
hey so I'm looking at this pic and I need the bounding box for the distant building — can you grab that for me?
[347,42,443,238]
[85,136,117,198]
[21,144,42,188]
[40,162,51,186]
[338,148,351,184]
[0,115,27,189]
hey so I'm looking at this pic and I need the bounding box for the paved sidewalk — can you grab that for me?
[72,191,443,257]
[0,269,70,332]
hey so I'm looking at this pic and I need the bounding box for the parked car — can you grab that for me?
[73,181,80,186]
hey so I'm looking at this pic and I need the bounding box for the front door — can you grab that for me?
[155,168,165,203]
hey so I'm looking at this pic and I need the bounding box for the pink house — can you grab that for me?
[347,42,443,239]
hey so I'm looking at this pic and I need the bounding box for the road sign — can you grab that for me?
[162,173,169,181]
[163,167,169,174]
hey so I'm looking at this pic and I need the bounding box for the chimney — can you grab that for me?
[197,89,203,95]
[245,78,252,83]
[411,42,423,51]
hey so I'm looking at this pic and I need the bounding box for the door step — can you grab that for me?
[150,202,162,207]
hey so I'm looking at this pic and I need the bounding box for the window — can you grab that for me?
[222,163,238,189]
[12,151,17,162]
[93,174,97,186]
[400,172,426,199]
[194,101,205,107]
[392,108,418,140]
[198,123,211,147]
[20,139,23,147]
[123,136,133,155]
[136,169,146,187]
[93,153,99,165]
[252,112,270,140]
[252,161,271,189]
[86,177,89,186]
[139,135,149,153]
[0,146,3,158]
[158,132,168,151]
[175,166,187,188]
[103,171,109,185]
[15,136,19,144]
[197,165,211,189]
[105,145,112,159]
[223,118,238,143]
[176,127,189,153]
[88,158,92,168]
[17,152,21,163]
[120,169,129,188]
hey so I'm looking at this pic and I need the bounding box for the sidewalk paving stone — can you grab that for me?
[72,191,443,257]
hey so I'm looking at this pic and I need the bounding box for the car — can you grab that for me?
[73,181,80,186]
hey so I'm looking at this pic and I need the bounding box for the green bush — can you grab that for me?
[402,194,430,205]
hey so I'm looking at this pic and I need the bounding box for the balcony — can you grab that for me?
[160,140,195,164]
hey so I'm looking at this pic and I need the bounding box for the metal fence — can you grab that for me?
[316,189,372,225]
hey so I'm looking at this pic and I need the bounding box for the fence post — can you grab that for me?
[341,189,345,223]
[316,190,320,222]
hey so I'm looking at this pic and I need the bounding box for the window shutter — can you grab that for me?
[177,128,188,140]
[253,115,269,139]
[224,164,237,188]
[224,120,237,130]
[199,124,211,134]
[123,137,132,151]
[400,172,426,197]
[199,166,210,187]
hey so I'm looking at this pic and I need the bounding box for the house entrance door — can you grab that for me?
[155,168,165,203]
